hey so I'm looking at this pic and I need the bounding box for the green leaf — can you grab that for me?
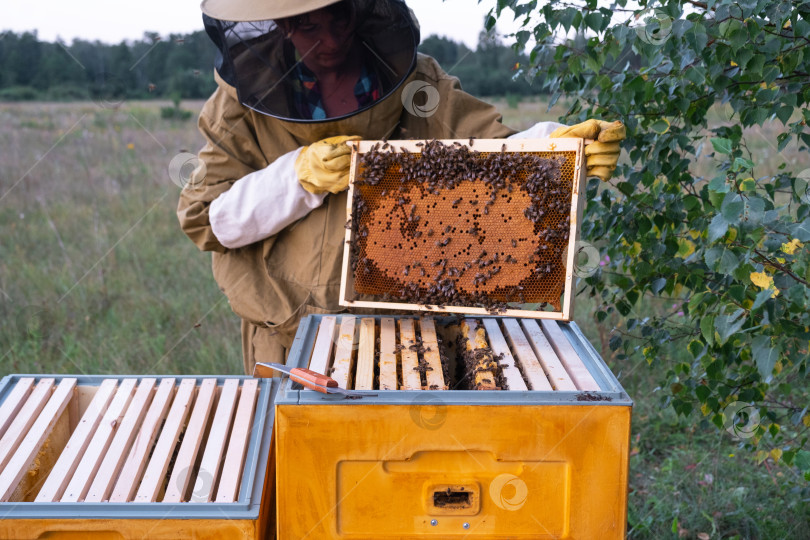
[775,106,793,125]
[708,214,729,242]
[584,12,603,32]
[689,292,709,313]
[751,288,772,311]
[791,219,810,242]
[701,315,716,346]
[721,193,744,223]
[695,385,711,402]
[708,176,730,194]
[733,157,754,171]
[650,118,670,134]
[711,137,733,154]
[751,335,778,381]
[739,177,757,191]
[796,450,810,472]
[651,277,667,295]
[688,339,704,359]
[714,309,746,345]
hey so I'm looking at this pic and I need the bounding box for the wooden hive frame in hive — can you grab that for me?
[303,315,611,394]
[340,138,587,321]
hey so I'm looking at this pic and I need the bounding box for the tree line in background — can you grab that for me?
[0,29,537,102]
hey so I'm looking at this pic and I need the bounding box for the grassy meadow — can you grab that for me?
[0,98,807,538]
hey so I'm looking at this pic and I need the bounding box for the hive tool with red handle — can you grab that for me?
[253,362,377,398]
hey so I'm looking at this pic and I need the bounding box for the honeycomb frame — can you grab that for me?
[339,138,586,320]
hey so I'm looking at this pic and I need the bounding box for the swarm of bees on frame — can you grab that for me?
[348,139,574,313]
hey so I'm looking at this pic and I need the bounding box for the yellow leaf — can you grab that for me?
[756,450,769,463]
[126,143,135,150]
[803,415,810,428]
[783,20,791,29]
[677,238,696,258]
[770,448,783,463]
[776,257,786,264]
[726,227,738,243]
[781,238,803,255]
[774,361,783,374]
[750,272,773,289]
[750,272,780,297]
[730,60,738,66]
[701,403,711,416]
[631,242,642,257]
[689,229,701,240]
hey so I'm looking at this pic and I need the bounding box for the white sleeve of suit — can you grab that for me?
[507,121,566,139]
[209,147,327,249]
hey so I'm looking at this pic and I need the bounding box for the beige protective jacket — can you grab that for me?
[177,53,516,370]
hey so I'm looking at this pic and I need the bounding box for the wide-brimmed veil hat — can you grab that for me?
[202,0,344,21]
[201,0,420,122]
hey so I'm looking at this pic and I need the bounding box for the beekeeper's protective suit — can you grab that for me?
[177,0,625,374]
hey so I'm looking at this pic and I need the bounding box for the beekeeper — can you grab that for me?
[177,0,626,374]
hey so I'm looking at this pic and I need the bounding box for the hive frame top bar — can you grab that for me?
[340,137,587,321]
[350,137,585,153]
[0,374,277,520]
[278,314,631,407]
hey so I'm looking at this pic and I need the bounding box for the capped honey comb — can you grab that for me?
[341,138,586,320]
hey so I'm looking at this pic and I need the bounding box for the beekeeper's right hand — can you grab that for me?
[295,136,362,194]
[209,136,359,249]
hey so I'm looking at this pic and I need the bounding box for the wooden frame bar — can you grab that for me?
[0,378,76,502]
[0,378,55,472]
[378,318,398,390]
[501,319,554,391]
[340,138,585,321]
[419,318,446,390]
[540,320,600,391]
[162,378,217,503]
[62,379,137,502]
[519,319,577,391]
[461,320,499,390]
[193,378,239,503]
[398,318,423,390]
[84,379,157,502]
[354,318,376,391]
[134,378,196,503]
[330,316,357,389]
[215,379,259,503]
[109,378,175,502]
[308,315,337,375]
[35,379,118,502]
[0,377,34,439]
[480,319,528,391]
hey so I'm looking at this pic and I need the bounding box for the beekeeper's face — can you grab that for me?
[284,7,357,72]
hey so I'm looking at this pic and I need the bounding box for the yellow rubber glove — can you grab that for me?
[295,135,362,194]
[550,120,626,181]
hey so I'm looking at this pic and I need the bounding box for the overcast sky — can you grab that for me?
[1,0,524,49]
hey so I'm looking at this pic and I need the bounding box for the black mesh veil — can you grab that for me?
[203,0,419,122]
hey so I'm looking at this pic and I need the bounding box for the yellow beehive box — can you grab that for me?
[273,315,632,539]
[0,375,278,540]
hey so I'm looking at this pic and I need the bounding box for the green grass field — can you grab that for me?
[0,99,807,538]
